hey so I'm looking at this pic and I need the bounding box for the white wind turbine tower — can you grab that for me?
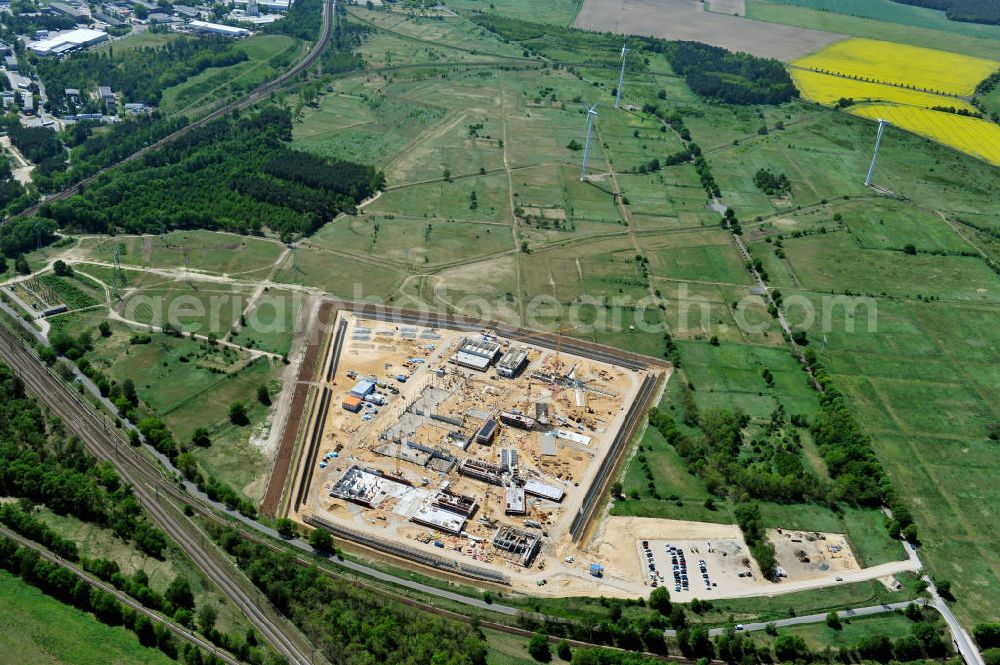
[865,118,889,187]
[614,43,629,110]
[580,104,598,181]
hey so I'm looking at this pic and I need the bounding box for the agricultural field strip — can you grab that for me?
[852,104,1000,167]
[789,69,978,111]
[790,38,1000,166]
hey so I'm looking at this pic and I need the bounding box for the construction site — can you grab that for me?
[286,310,662,591]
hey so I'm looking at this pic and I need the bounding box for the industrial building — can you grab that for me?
[492,526,540,566]
[523,479,564,502]
[188,20,250,37]
[95,12,126,28]
[233,0,293,11]
[432,490,477,517]
[458,457,503,486]
[173,4,200,17]
[449,336,501,372]
[330,466,412,509]
[342,395,363,413]
[504,486,526,515]
[539,431,558,456]
[411,505,466,535]
[475,417,497,445]
[28,28,108,55]
[500,411,535,431]
[49,2,88,21]
[350,379,376,398]
[496,347,529,378]
[499,448,518,474]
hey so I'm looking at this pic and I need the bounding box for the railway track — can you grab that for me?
[0,317,684,664]
[0,296,673,662]
[0,321,324,665]
[16,0,337,220]
[0,526,244,665]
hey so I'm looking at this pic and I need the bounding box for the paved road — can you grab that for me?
[1,309,989,663]
[0,526,243,665]
[697,600,925,637]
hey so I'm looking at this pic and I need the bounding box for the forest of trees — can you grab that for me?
[265,0,322,40]
[648,405,824,505]
[0,362,169,558]
[213,525,488,665]
[666,42,798,105]
[891,0,1000,25]
[0,217,52,262]
[0,165,38,213]
[40,106,384,239]
[34,38,248,114]
[5,120,63,164]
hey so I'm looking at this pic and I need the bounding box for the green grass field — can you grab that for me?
[781,231,1000,303]
[160,34,302,117]
[746,0,1000,60]
[229,288,305,356]
[774,612,930,650]
[0,569,176,665]
[50,308,283,502]
[81,231,285,277]
[95,30,180,54]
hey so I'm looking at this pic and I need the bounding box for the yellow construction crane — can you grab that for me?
[554,323,583,369]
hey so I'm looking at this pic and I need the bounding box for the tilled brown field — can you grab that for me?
[573,0,843,61]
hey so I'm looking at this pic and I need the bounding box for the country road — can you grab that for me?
[700,600,926,637]
[0,310,986,664]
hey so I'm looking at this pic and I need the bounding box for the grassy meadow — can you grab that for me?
[0,570,176,665]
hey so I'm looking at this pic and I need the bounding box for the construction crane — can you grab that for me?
[554,323,583,370]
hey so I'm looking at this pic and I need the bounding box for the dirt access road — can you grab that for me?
[573,0,843,61]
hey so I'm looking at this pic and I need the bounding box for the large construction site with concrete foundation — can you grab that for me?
[278,308,664,593]
[266,307,916,600]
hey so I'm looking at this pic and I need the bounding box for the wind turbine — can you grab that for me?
[865,118,889,187]
[614,43,629,110]
[580,104,598,181]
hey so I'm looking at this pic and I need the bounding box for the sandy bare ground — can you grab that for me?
[573,0,843,62]
[1,136,34,185]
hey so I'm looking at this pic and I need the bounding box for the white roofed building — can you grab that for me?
[188,20,250,37]
[28,28,108,56]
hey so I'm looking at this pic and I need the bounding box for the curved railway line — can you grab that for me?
[0,322,324,665]
[0,316,682,663]
[16,0,337,220]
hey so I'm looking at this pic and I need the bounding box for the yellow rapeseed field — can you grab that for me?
[793,38,997,97]
[852,104,1000,167]
[790,69,978,113]
[792,38,1000,167]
